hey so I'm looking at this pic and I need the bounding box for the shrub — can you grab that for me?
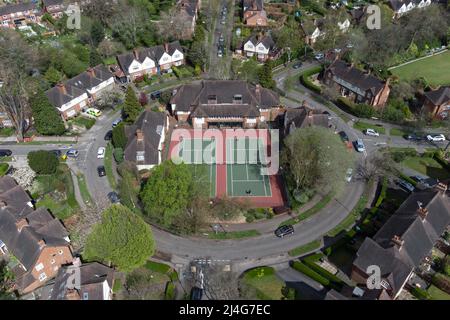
[113,148,124,163]
[165,281,176,300]
[444,257,450,277]
[300,66,323,94]
[28,151,59,174]
[0,163,9,176]
[112,123,127,149]
[410,286,431,300]
[291,261,331,287]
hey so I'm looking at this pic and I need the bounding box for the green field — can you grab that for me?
[241,267,286,300]
[390,51,450,86]
[402,156,450,180]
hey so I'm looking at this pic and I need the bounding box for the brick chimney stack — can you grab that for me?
[56,83,67,95]
[16,218,28,232]
[87,67,96,78]
[391,235,404,249]
[436,182,448,195]
[38,239,46,249]
[417,207,428,221]
[133,49,139,60]
[164,43,169,53]
[136,129,144,142]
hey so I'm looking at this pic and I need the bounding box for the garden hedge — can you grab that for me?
[410,286,431,300]
[165,281,176,300]
[291,261,330,287]
[300,66,323,94]
[302,259,344,290]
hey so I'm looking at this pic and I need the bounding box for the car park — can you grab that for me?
[104,130,113,141]
[364,128,380,137]
[345,168,353,182]
[274,225,295,238]
[107,191,120,204]
[112,118,122,127]
[0,149,12,157]
[97,147,106,159]
[427,134,446,142]
[397,179,415,193]
[86,108,102,117]
[97,165,106,177]
[355,139,365,153]
[66,149,79,158]
[292,62,303,69]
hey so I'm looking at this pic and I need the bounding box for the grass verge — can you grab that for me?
[105,143,117,189]
[76,173,92,206]
[353,121,386,134]
[327,195,368,237]
[207,230,261,240]
[288,239,321,257]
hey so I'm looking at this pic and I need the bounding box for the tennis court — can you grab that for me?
[178,138,216,197]
[226,137,272,197]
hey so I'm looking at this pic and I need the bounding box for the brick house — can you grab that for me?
[283,104,330,136]
[176,0,201,39]
[0,3,40,29]
[236,34,281,62]
[116,41,185,82]
[422,86,450,119]
[170,80,282,129]
[0,176,73,294]
[352,184,450,300]
[41,0,67,19]
[124,110,169,171]
[243,0,268,27]
[322,60,391,108]
[46,65,115,119]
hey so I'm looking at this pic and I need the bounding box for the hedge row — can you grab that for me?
[291,261,330,287]
[300,66,323,94]
[302,259,344,290]
[399,173,418,187]
[375,177,388,208]
[410,286,431,300]
[433,153,450,172]
[164,281,176,300]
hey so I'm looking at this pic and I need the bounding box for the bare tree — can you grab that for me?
[157,8,193,41]
[356,151,398,182]
[82,0,120,26]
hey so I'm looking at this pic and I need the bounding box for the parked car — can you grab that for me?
[0,149,12,157]
[403,133,423,141]
[338,131,349,142]
[355,139,365,153]
[411,175,426,184]
[365,128,380,137]
[112,118,122,127]
[274,225,295,238]
[104,130,113,141]
[50,150,62,158]
[97,165,106,177]
[397,179,415,193]
[314,53,324,60]
[219,34,224,43]
[191,287,203,300]
[150,91,161,100]
[427,134,446,142]
[66,149,79,158]
[107,191,120,204]
[345,168,353,182]
[97,147,106,159]
[86,108,102,117]
[292,62,303,69]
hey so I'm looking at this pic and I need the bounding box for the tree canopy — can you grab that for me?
[30,90,65,136]
[84,204,155,272]
[27,151,59,175]
[123,86,142,123]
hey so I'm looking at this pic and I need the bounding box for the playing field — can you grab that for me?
[390,51,450,86]
[178,138,216,197]
[226,137,272,197]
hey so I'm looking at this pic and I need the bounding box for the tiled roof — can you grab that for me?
[424,86,450,106]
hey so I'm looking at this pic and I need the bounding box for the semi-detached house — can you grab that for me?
[237,34,281,62]
[46,65,115,119]
[116,41,185,82]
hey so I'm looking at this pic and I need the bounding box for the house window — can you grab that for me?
[136,151,145,162]
[39,272,47,282]
[35,263,44,272]
[233,95,243,104]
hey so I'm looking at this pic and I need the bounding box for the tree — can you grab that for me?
[258,61,275,89]
[89,47,103,67]
[123,86,142,123]
[0,261,15,300]
[157,7,193,41]
[112,122,127,149]
[44,66,63,86]
[27,151,59,174]
[188,41,207,69]
[140,161,192,227]
[90,20,105,47]
[84,204,155,272]
[139,92,148,106]
[281,127,354,194]
[211,197,250,221]
[356,151,398,182]
[30,90,65,136]
[117,161,140,211]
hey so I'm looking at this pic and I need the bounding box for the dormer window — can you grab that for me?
[136,151,145,162]
[208,95,217,104]
[233,94,243,104]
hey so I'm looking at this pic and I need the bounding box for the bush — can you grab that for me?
[410,286,431,300]
[0,163,9,176]
[113,148,124,163]
[112,123,127,149]
[165,281,176,300]
[300,66,323,94]
[28,151,59,174]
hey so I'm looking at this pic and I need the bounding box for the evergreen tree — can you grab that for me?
[90,20,105,47]
[30,90,66,136]
[44,66,63,86]
[258,61,276,89]
[89,47,103,67]
[123,87,141,123]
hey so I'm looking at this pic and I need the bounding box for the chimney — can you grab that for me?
[16,218,28,232]
[56,83,67,95]
[436,182,448,194]
[136,129,144,142]
[307,109,313,117]
[255,84,261,101]
[72,257,82,267]
[0,200,6,209]
[38,239,46,249]
[164,43,169,53]
[391,235,404,249]
[417,207,428,221]
[133,49,139,60]
[86,67,96,77]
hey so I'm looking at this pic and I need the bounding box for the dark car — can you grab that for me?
[104,130,113,141]
[338,131,349,143]
[292,62,303,69]
[274,225,295,238]
[0,149,12,157]
[50,150,62,157]
[403,133,423,141]
[97,165,106,177]
[107,191,120,204]
[396,179,415,193]
[150,91,161,100]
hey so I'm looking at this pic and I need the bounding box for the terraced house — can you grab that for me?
[0,2,40,28]
[116,41,185,82]
[388,0,439,17]
[0,177,73,294]
[176,0,201,39]
[322,60,391,108]
[170,80,282,129]
[46,65,115,119]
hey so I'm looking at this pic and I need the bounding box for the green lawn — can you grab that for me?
[241,267,285,300]
[207,230,261,240]
[402,156,450,179]
[104,143,117,189]
[427,285,450,300]
[390,51,450,86]
[71,116,96,130]
[389,128,410,137]
[353,121,386,134]
[288,239,321,257]
[76,173,92,206]
[0,127,15,136]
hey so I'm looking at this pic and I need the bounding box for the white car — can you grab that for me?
[355,139,366,153]
[345,168,353,182]
[427,134,446,142]
[314,53,324,60]
[365,128,380,137]
[97,147,106,159]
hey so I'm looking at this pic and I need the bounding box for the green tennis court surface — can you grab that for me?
[226,138,272,197]
[179,139,216,197]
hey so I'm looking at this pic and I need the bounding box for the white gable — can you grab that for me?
[159,52,172,65]
[256,43,269,54]
[244,40,256,52]
[338,19,350,32]
[142,56,155,69]
[171,49,184,62]
[128,60,142,74]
